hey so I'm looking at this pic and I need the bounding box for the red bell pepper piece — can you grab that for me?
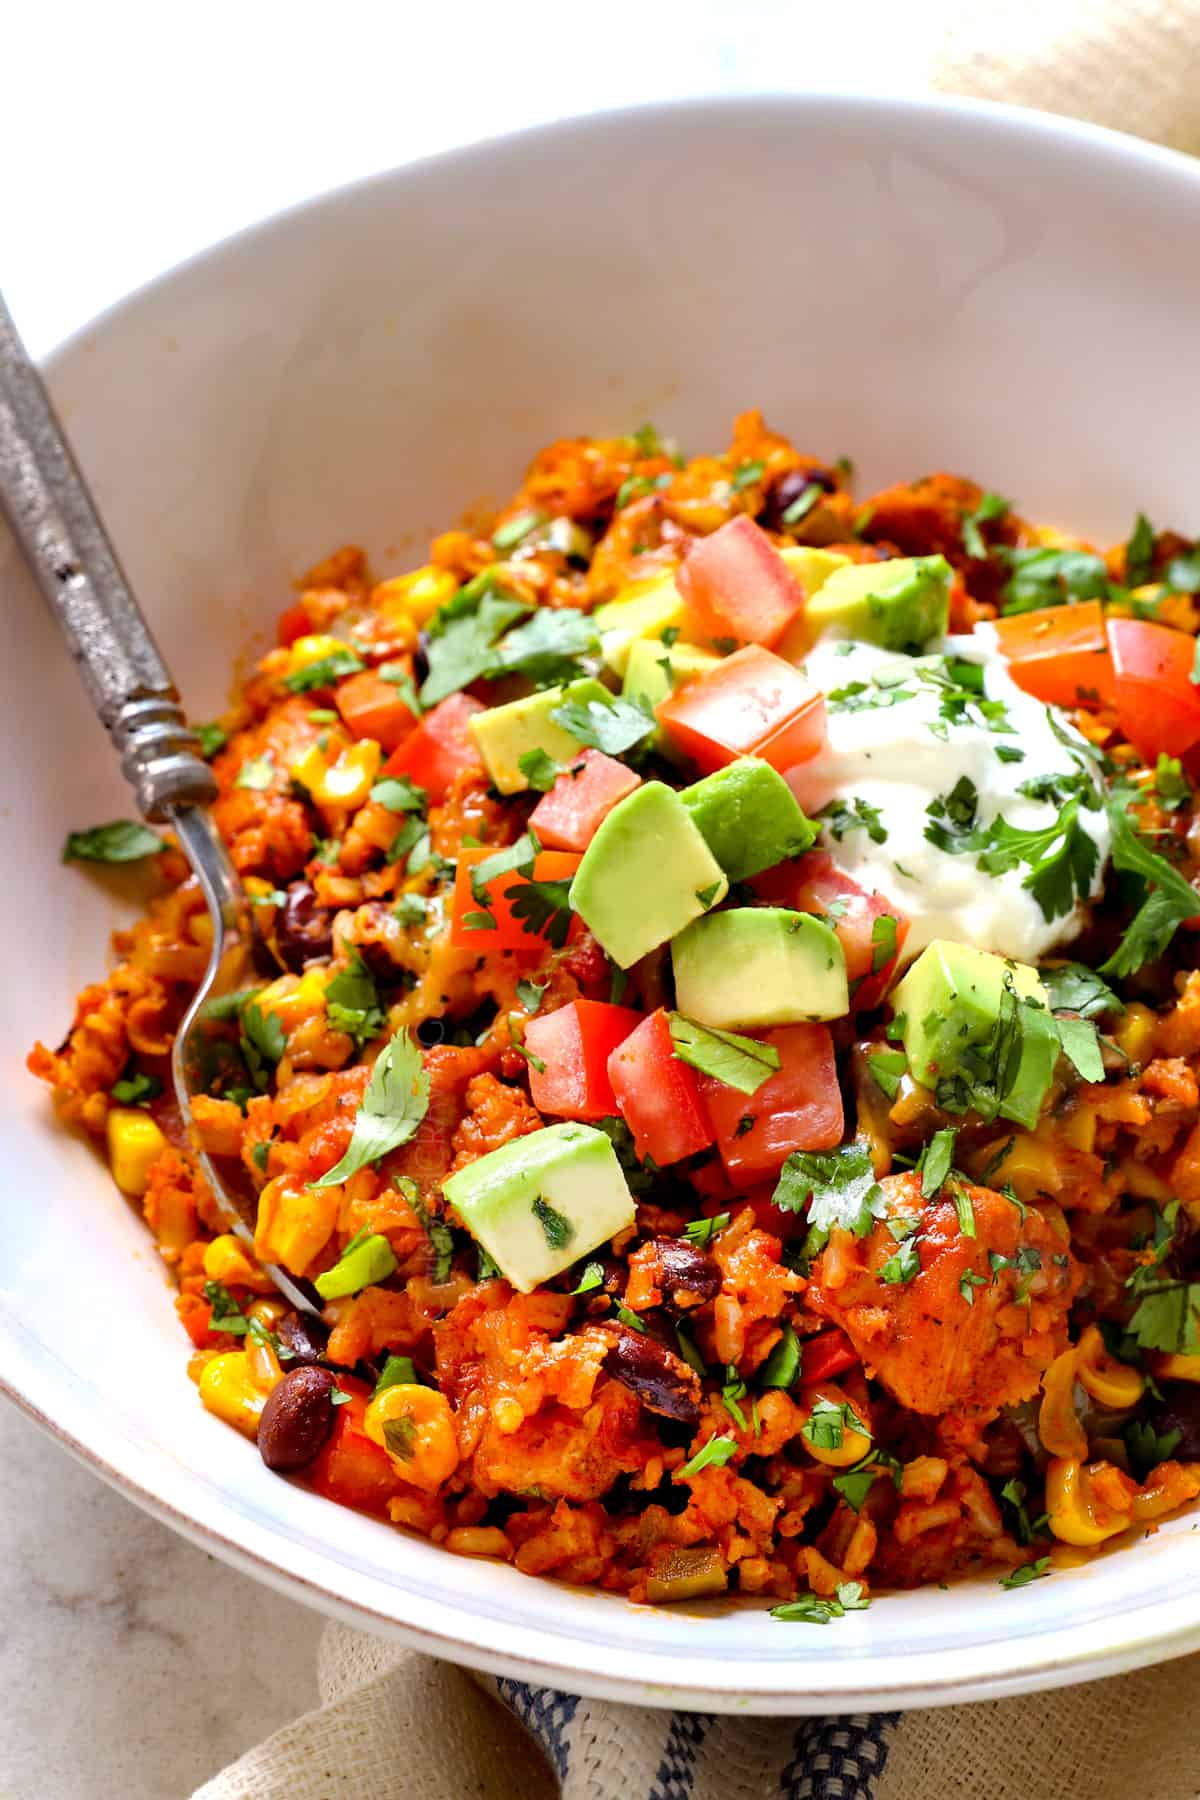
[754,851,908,1011]
[1106,617,1200,760]
[699,1023,843,1181]
[529,749,642,851]
[606,1008,715,1166]
[383,693,484,803]
[991,601,1115,710]
[677,515,805,649]
[276,601,314,647]
[308,1384,404,1514]
[524,999,643,1120]
[655,645,826,775]
[451,846,581,952]
[335,669,419,753]
[800,1328,859,1384]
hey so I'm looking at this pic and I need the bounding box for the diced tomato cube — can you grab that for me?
[606,1008,714,1166]
[754,851,908,1011]
[799,1328,859,1383]
[1107,617,1200,760]
[335,669,419,752]
[699,1023,842,1181]
[525,999,643,1120]
[383,693,484,802]
[451,846,581,953]
[656,645,826,774]
[529,749,642,851]
[992,602,1115,710]
[308,1384,403,1514]
[277,601,314,647]
[677,515,804,649]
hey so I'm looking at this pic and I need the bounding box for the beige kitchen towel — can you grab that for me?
[195,4,1200,1796]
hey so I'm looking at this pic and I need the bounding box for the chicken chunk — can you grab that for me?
[806,1172,1078,1425]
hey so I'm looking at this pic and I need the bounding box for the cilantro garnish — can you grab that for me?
[110,1068,162,1106]
[802,1397,869,1453]
[419,580,530,707]
[868,1048,907,1102]
[771,1145,886,1256]
[781,483,822,527]
[532,1195,574,1251]
[550,691,656,757]
[1042,964,1123,1019]
[492,509,545,552]
[374,1354,419,1395]
[234,753,276,791]
[395,1176,454,1283]
[308,1031,431,1187]
[959,1270,989,1306]
[919,1128,957,1198]
[924,776,979,852]
[678,1435,738,1478]
[324,948,385,1049]
[1124,512,1157,587]
[819,797,887,846]
[239,1000,286,1092]
[999,1557,1051,1590]
[485,606,599,687]
[668,1014,781,1095]
[62,820,165,864]
[196,722,228,760]
[283,648,364,693]
[683,1212,731,1247]
[1100,795,1200,976]
[999,547,1117,616]
[571,1260,605,1296]
[370,775,426,815]
[770,1581,870,1624]
[880,1238,920,1284]
[961,490,1010,560]
[870,915,898,974]
[732,458,766,491]
[759,1324,802,1390]
[1123,1418,1183,1482]
[516,979,548,1014]
[518,748,564,792]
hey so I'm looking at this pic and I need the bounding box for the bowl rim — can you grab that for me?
[8,88,1200,1712]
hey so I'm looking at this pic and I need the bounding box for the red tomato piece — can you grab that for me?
[699,1023,842,1181]
[383,693,484,802]
[754,851,908,1011]
[992,601,1115,710]
[1107,617,1200,760]
[677,515,805,649]
[335,669,419,752]
[451,846,581,952]
[606,1008,714,1166]
[525,999,643,1120]
[656,645,826,774]
[529,749,642,851]
[800,1328,859,1384]
[307,1385,403,1514]
[277,601,314,647]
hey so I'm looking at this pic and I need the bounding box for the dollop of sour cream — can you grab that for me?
[794,630,1112,963]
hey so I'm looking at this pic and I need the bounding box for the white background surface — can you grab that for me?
[0,5,946,1795]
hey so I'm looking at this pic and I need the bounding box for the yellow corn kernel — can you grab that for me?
[203,1233,276,1295]
[373,566,457,627]
[286,633,348,676]
[198,1351,269,1437]
[1076,1324,1145,1409]
[1120,1160,1175,1203]
[1114,1002,1157,1064]
[1045,1457,1132,1546]
[796,1383,872,1469]
[1028,525,1092,551]
[1057,1104,1097,1154]
[974,1133,1058,1203]
[1038,1346,1087,1459]
[1150,1353,1200,1385]
[254,1174,339,1276]
[248,1297,287,1332]
[106,1107,167,1197]
[364,1383,460,1490]
[291,738,382,809]
[256,968,329,1031]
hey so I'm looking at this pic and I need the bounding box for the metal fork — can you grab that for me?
[0,288,318,1317]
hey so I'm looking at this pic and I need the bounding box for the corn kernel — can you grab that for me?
[287,633,347,675]
[290,739,382,809]
[257,968,328,1031]
[203,1233,276,1295]
[1150,1352,1200,1385]
[1046,1457,1133,1546]
[1114,1002,1157,1064]
[974,1133,1058,1203]
[198,1351,268,1437]
[372,566,457,627]
[1076,1324,1145,1409]
[106,1107,167,1197]
[254,1174,339,1275]
[364,1384,459,1489]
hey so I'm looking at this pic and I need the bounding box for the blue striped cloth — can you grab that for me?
[493,1677,898,1798]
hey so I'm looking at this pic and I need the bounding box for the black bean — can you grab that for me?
[602,1326,701,1424]
[760,465,838,531]
[275,881,335,972]
[276,1311,330,1367]
[414,631,432,685]
[257,1366,338,1471]
[655,1239,721,1312]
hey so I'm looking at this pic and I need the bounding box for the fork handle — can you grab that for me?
[0,289,216,820]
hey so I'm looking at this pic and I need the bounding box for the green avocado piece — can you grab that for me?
[569,781,728,968]
[468,676,611,794]
[671,907,848,1029]
[890,939,1056,1129]
[804,554,952,653]
[622,638,722,756]
[680,758,815,883]
[442,1122,636,1293]
[592,576,686,677]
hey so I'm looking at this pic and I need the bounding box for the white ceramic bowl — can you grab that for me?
[4,94,1200,1713]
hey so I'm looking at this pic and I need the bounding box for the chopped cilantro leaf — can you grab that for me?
[678,1435,738,1478]
[770,1581,870,1624]
[962,490,1010,560]
[1042,963,1123,1019]
[518,748,563,792]
[759,1324,802,1390]
[324,948,385,1048]
[683,1212,731,1247]
[531,1195,573,1251]
[880,1238,920,1285]
[772,1145,886,1250]
[550,692,656,757]
[1100,795,1200,977]
[1124,511,1157,587]
[196,722,228,760]
[571,1260,605,1296]
[732,458,766,491]
[870,914,898,974]
[999,1557,1051,1589]
[919,1128,957,1198]
[63,820,165,864]
[668,1014,780,1095]
[283,648,364,693]
[308,1031,430,1187]
[420,582,529,707]
[867,1048,907,1102]
[820,797,887,846]
[492,509,545,551]
[781,483,822,527]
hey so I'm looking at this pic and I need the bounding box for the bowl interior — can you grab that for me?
[3,94,1200,1710]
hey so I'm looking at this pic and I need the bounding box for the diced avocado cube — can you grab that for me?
[592,576,686,677]
[671,907,848,1029]
[442,1122,635,1292]
[775,550,852,661]
[469,676,611,794]
[804,554,952,653]
[680,758,815,882]
[890,939,1056,1129]
[569,781,728,968]
[622,638,722,756]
